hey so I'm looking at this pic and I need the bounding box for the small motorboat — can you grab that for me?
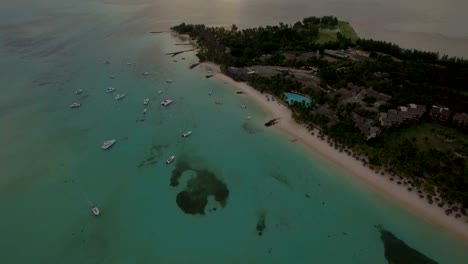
[247,116,252,120]
[209,90,213,96]
[127,62,132,65]
[166,155,175,164]
[75,89,83,95]
[92,206,100,216]
[241,105,247,109]
[166,79,173,83]
[109,75,115,79]
[143,108,147,114]
[115,94,126,100]
[207,70,213,74]
[106,87,116,93]
[142,72,149,76]
[70,102,81,108]
[161,99,173,106]
[143,98,150,105]
[101,139,116,150]
[215,100,223,105]
[158,89,163,94]
[182,131,192,137]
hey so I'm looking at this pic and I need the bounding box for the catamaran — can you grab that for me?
[70,102,81,108]
[161,99,173,106]
[182,131,192,137]
[115,94,126,100]
[101,139,116,150]
[75,89,83,95]
[144,98,150,105]
[92,206,100,216]
[166,155,175,164]
[106,87,116,93]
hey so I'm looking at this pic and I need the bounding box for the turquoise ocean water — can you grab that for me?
[1,1,468,263]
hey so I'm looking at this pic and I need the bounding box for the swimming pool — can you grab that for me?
[284,92,312,106]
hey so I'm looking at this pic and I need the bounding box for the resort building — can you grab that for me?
[379,104,426,128]
[452,112,468,128]
[429,105,451,121]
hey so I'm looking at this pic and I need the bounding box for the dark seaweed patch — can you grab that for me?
[242,122,261,134]
[137,144,169,168]
[375,225,438,264]
[171,159,229,214]
[270,172,292,189]
[256,213,266,236]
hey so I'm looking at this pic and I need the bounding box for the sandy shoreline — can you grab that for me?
[200,61,468,243]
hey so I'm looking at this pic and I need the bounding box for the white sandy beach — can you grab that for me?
[201,61,468,243]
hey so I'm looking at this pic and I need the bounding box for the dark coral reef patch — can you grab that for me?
[171,159,229,215]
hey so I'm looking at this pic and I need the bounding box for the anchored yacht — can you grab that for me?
[70,102,81,108]
[115,94,126,100]
[101,139,116,150]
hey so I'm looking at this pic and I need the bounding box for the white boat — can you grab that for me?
[158,89,163,94]
[127,62,132,65]
[143,98,150,105]
[143,108,147,114]
[106,87,116,93]
[109,75,115,79]
[115,94,126,100]
[161,99,173,106]
[75,89,83,95]
[247,116,251,120]
[166,79,173,83]
[142,72,149,76]
[182,131,192,137]
[241,105,247,108]
[92,206,100,216]
[209,90,213,96]
[207,70,213,74]
[70,102,81,108]
[166,155,175,164]
[215,100,223,105]
[101,139,116,150]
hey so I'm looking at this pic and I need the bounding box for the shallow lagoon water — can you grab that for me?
[1,1,468,263]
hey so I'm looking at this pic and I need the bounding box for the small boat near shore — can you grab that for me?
[115,94,125,100]
[101,139,116,150]
[70,102,81,108]
[143,108,147,114]
[75,89,83,95]
[215,100,223,105]
[241,105,247,108]
[92,206,100,216]
[209,90,213,96]
[166,155,175,164]
[161,99,173,106]
[144,98,149,105]
[158,89,163,94]
[182,131,192,137]
[107,87,116,93]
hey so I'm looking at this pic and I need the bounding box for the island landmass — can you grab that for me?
[170,16,468,239]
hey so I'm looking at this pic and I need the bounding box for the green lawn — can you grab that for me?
[337,21,358,42]
[316,21,359,44]
[388,121,468,154]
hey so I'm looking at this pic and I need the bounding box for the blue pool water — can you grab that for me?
[284,92,312,106]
